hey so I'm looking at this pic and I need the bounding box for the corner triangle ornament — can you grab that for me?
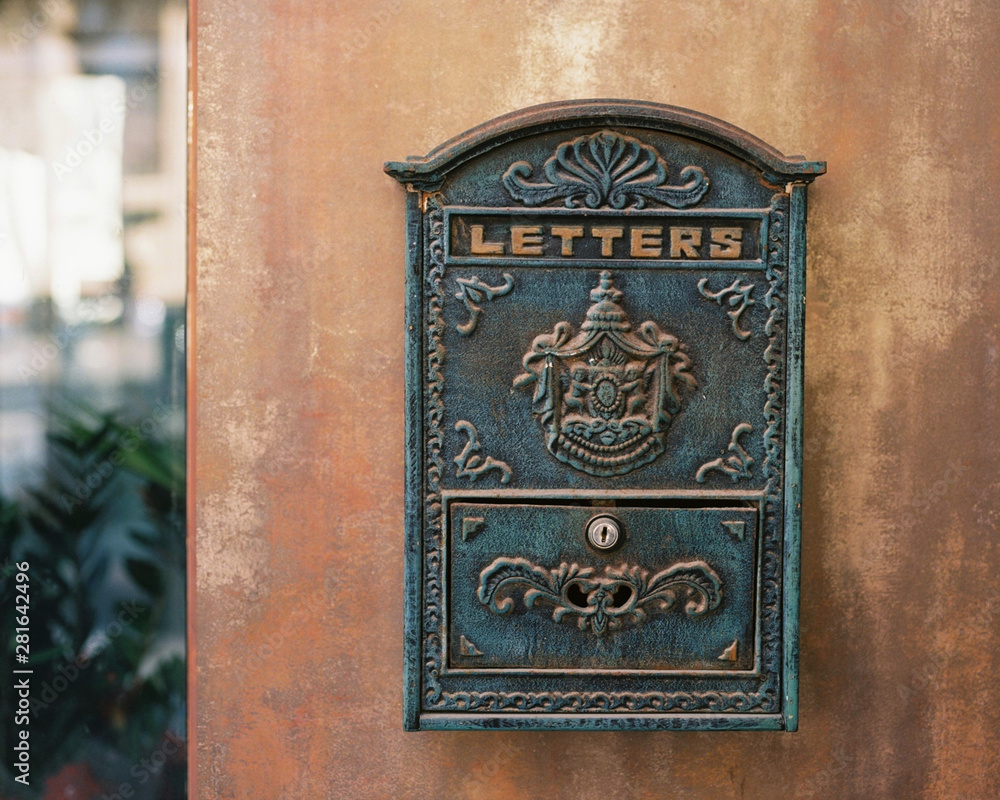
[502,130,709,209]
[514,271,696,476]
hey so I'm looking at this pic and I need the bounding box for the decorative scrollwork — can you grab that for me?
[422,194,788,714]
[424,195,447,707]
[454,420,512,484]
[697,277,755,340]
[425,194,790,714]
[502,131,709,210]
[454,273,514,336]
[696,422,755,483]
[478,557,722,636]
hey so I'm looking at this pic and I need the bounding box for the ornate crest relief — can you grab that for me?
[502,130,709,209]
[514,271,695,476]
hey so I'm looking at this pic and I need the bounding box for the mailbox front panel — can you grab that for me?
[386,101,823,731]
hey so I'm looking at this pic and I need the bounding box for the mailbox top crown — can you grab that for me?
[384,99,826,189]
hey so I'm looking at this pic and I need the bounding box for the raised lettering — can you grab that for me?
[551,226,584,256]
[469,224,504,255]
[511,226,544,255]
[630,226,662,258]
[709,227,742,259]
[591,227,624,257]
[669,227,702,258]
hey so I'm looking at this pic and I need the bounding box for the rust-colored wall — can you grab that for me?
[192,1,1000,797]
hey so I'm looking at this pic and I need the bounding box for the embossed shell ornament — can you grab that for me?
[514,271,696,476]
[502,130,709,210]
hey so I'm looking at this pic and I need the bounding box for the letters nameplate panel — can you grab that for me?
[387,101,824,731]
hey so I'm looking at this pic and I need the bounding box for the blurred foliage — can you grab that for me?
[0,401,185,798]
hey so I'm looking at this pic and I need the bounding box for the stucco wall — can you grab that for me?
[193,1,1000,796]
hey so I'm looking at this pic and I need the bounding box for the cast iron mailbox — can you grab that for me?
[386,100,824,731]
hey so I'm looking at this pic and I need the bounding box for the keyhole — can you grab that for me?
[586,515,621,550]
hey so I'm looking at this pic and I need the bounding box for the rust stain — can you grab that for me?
[193,0,1000,797]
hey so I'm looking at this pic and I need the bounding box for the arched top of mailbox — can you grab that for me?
[384,99,826,188]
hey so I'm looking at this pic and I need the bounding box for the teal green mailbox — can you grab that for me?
[386,100,824,731]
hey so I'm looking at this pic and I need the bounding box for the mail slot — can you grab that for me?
[448,499,760,672]
[386,100,824,731]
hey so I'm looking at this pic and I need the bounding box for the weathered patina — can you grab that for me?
[386,100,824,731]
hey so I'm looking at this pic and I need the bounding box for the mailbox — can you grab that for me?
[386,100,824,731]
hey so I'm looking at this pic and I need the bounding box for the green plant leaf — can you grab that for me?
[125,559,164,597]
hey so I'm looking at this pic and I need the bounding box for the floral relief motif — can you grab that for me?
[478,557,722,636]
[454,420,512,484]
[503,131,709,210]
[695,422,755,483]
[697,277,756,340]
[454,273,514,336]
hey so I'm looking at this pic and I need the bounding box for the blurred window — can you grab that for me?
[0,1,187,797]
